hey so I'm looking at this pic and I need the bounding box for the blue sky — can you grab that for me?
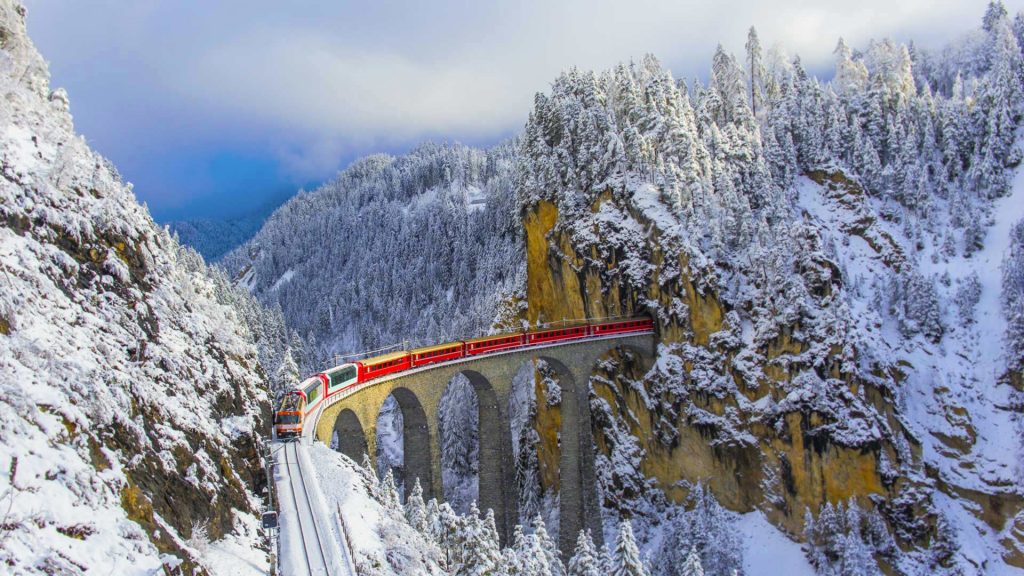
[23,0,1020,222]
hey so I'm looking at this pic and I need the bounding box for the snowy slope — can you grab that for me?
[307,442,446,575]
[0,2,275,572]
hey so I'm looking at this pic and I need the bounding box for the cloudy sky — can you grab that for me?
[23,0,1021,221]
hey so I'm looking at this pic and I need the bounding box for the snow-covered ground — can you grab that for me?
[274,440,353,575]
[201,512,269,576]
[737,511,816,576]
[306,442,445,575]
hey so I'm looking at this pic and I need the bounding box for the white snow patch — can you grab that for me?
[269,269,295,292]
[737,511,815,576]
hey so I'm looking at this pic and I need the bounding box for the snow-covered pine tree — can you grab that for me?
[381,468,402,513]
[437,501,462,570]
[406,478,429,534]
[612,520,647,576]
[531,514,565,576]
[275,346,300,391]
[456,502,502,576]
[567,530,602,576]
[745,27,764,117]
[1004,221,1024,373]
[361,452,381,501]
[680,548,704,576]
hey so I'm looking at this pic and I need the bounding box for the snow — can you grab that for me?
[0,2,276,571]
[275,440,352,575]
[200,512,270,576]
[270,268,295,292]
[305,441,445,575]
[737,511,816,576]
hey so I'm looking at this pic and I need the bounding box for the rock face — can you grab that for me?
[524,193,893,519]
[511,41,1024,570]
[522,184,1022,568]
[0,2,272,573]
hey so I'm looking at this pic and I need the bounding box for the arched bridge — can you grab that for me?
[307,331,656,556]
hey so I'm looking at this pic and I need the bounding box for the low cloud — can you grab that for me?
[24,0,1018,212]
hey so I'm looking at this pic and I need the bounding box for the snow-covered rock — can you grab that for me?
[0,2,278,572]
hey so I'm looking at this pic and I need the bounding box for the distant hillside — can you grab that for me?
[167,197,286,261]
[221,141,524,372]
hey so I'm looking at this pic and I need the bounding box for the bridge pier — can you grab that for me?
[552,358,605,561]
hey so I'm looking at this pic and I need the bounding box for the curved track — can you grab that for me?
[281,441,331,575]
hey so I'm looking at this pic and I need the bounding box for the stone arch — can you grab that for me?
[533,355,604,560]
[440,370,516,545]
[381,387,434,501]
[333,409,369,463]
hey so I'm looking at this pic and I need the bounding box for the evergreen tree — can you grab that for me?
[274,345,300,391]
[612,520,646,576]
[361,452,380,501]
[456,502,502,576]
[381,468,402,512]
[405,478,429,534]
[567,530,602,576]
[680,548,704,576]
[745,27,764,117]
[984,0,1009,32]
[531,515,565,576]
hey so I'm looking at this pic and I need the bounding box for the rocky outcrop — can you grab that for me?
[0,2,273,572]
[522,181,1024,568]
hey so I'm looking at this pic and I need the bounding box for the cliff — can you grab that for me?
[0,2,275,572]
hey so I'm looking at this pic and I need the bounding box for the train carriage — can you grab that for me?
[273,392,304,438]
[525,323,588,345]
[324,363,359,395]
[589,317,654,336]
[464,333,525,356]
[410,342,465,367]
[356,351,412,381]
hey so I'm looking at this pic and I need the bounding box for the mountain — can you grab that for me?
[513,11,1024,575]
[167,212,266,262]
[221,141,524,380]
[232,3,1024,574]
[0,2,287,572]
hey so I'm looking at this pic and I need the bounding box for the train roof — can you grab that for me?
[357,350,410,367]
[322,363,356,375]
[527,321,589,332]
[410,341,463,355]
[464,332,523,344]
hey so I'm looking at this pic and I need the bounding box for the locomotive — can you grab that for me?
[272,317,652,438]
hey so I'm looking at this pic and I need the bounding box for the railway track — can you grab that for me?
[282,441,331,574]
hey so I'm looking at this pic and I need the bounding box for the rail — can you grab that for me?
[283,442,330,573]
[337,503,360,575]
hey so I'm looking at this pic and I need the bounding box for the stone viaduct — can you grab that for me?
[310,332,655,557]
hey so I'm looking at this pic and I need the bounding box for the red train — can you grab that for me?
[273,317,653,438]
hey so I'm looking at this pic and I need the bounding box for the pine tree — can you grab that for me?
[745,27,764,117]
[405,478,428,534]
[274,346,300,391]
[361,452,380,501]
[598,544,614,574]
[532,515,564,576]
[381,468,402,512]
[567,530,602,576]
[456,502,502,576]
[612,520,646,576]
[984,0,1009,32]
[680,548,704,576]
